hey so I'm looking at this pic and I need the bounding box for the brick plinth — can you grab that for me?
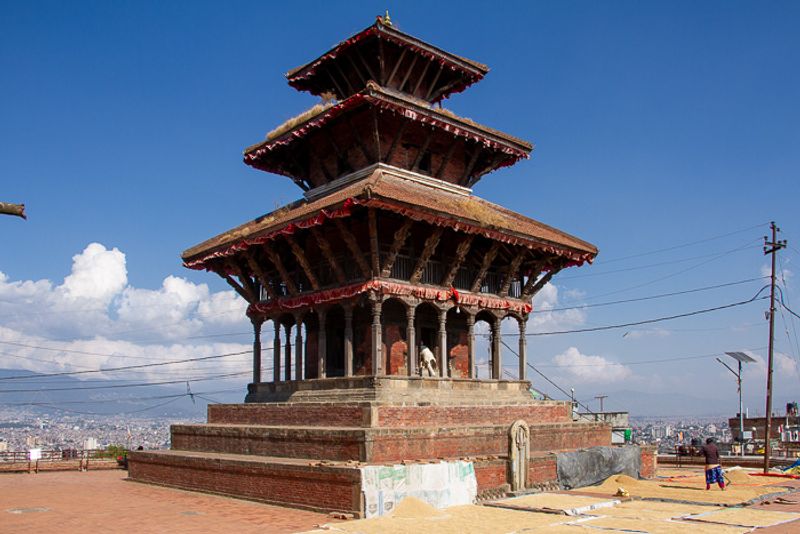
[208,401,572,428]
[128,450,362,515]
[128,377,621,515]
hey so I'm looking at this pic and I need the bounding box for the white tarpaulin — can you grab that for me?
[361,461,478,518]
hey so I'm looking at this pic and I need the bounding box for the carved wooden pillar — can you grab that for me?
[370,297,382,376]
[466,313,475,379]
[273,318,281,383]
[518,319,527,381]
[318,309,327,379]
[491,317,501,379]
[406,305,416,376]
[295,315,304,381]
[344,305,354,377]
[284,323,292,381]
[437,307,447,378]
[251,316,263,384]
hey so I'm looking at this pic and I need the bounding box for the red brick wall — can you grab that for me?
[375,403,571,428]
[128,452,361,514]
[640,445,658,479]
[171,425,365,461]
[473,461,507,491]
[528,455,558,484]
[209,404,367,427]
[209,402,573,428]
[528,423,611,453]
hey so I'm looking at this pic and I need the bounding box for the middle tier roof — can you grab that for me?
[244,83,533,191]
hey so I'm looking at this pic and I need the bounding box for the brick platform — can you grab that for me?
[128,377,647,516]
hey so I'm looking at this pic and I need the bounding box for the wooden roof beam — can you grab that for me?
[461,145,483,184]
[346,53,367,86]
[354,46,377,82]
[470,242,501,293]
[411,57,432,96]
[397,55,419,93]
[441,234,474,287]
[245,250,278,301]
[311,226,346,284]
[521,264,563,301]
[409,227,444,284]
[334,218,371,278]
[262,243,298,296]
[368,208,380,277]
[424,64,445,100]
[285,235,320,291]
[499,250,527,297]
[386,48,408,87]
[381,219,413,278]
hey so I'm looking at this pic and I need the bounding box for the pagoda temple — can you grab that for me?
[129,16,655,516]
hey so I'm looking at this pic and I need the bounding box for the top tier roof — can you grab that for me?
[286,16,489,103]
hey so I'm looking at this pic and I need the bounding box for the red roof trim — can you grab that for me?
[248,279,532,315]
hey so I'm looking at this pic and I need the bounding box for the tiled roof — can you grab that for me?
[182,166,597,269]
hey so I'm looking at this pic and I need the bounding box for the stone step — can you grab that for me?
[208,400,573,428]
[127,449,362,515]
[170,421,610,462]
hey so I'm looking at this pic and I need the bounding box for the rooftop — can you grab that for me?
[182,165,597,270]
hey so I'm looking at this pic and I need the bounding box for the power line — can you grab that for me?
[519,287,770,337]
[531,277,766,314]
[0,349,253,381]
[0,371,252,393]
[590,222,766,266]
[535,347,766,368]
[564,238,763,305]
[561,242,759,280]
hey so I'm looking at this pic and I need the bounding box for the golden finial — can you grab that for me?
[382,10,392,26]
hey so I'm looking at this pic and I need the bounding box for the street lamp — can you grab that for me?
[718,351,757,457]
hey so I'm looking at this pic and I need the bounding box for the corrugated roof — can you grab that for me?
[182,167,597,269]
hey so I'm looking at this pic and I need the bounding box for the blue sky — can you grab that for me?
[1,1,798,417]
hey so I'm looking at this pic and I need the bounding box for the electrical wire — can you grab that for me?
[563,238,762,304]
[590,223,767,266]
[0,349,253,381]
[530,277,766,314]
[0,371,252,393]
[517,287,770,337]
[561,242,759,280]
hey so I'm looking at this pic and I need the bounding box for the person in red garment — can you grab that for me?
[700,437,726,490]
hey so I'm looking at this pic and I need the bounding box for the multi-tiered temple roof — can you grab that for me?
[182,13,597,384]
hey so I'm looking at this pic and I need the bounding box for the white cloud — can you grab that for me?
[529,282,587,333]
[551,346,633,384]
[60,243,127,303]
[0,243,253,379]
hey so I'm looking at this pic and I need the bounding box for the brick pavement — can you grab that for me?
[0,469,335,533]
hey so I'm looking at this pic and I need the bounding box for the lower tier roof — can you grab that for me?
[182,164,597,270]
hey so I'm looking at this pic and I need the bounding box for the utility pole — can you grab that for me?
[595,394,608,413]
[763,221,787,473]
